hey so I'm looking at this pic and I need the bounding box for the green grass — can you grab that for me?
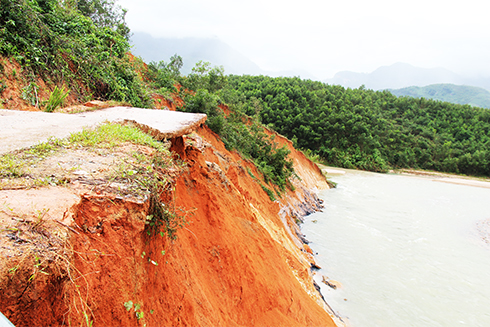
[44,85,69,112]
[68,123,166,150]
[0,154,24,178]
[0,122,168,182]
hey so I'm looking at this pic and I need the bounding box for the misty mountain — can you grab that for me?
[129,32,314,78]
[325,63,462,90]
[325,62,490,92]
[389,84,490,109]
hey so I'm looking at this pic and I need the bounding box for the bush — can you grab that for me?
[0,0,149,107]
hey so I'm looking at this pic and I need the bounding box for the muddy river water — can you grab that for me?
[303,170,490,326]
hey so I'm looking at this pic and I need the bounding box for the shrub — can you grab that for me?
[0,0,149,107]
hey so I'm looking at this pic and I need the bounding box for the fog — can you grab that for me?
[119,0,490,79]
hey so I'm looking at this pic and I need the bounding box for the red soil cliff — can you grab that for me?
[0,125,338,326]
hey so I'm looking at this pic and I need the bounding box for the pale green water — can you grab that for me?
[302,170,490,327]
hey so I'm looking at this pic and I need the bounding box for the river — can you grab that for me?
[302,170,490,327]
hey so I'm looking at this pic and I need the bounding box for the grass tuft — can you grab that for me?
[44,86,69,112]
[68,123,165,150]
[0,154,24,178]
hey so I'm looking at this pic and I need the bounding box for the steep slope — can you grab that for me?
[0,120,340,326]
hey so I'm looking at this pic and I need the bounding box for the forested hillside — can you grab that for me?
[0,0,295,197]
[2,0,489,179]
[225,75,490,177]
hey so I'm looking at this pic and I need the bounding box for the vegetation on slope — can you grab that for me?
[389,84,490,109]
[6,0,490,184]
[226,75,490,177]
[0,0,149,107]
[0,0,294,195]
[0,0,293,194]
[156,60,295,193]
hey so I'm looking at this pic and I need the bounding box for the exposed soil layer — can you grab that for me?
[0,57,87,111]
[0,124,337,326]
[152,94,179,111]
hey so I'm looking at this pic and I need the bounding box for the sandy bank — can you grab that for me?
[396,169,490,189]
[319,165,490,189]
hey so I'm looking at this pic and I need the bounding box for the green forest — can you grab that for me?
[0,0,294,196]
[224,75,490,176]
[2,0,489,182]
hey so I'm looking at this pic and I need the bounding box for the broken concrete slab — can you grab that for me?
[0,107,207,154]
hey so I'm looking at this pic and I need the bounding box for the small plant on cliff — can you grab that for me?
[123,300,144,321]
[84,312,94,327]
[0,79,7,96]
[145,194,190,240]
[124,300,133,311]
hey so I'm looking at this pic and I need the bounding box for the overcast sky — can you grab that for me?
[118,0,490,79]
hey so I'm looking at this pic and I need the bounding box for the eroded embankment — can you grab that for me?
[0,125,337,326]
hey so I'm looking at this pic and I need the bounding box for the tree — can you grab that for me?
[186,61,227,93]
[168,54,183,77]
[147,54,183,92]
[76,0,130,39]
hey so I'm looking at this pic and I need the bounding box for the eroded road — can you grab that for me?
[0,107,207,154]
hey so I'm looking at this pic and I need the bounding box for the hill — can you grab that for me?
[389,84,490,109]
[326,62,490,92]
[226,75,490,177]
[130,32,266,76]
[325,62,462,90]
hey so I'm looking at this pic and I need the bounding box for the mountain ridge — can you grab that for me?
[129,32,316,78]
[389,83,490,109]
[325,62,490,92]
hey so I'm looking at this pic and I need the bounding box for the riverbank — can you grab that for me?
[394,168,490,189]
[302,169,490,326]
[0,109,339,326]
[318,164,490,189]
